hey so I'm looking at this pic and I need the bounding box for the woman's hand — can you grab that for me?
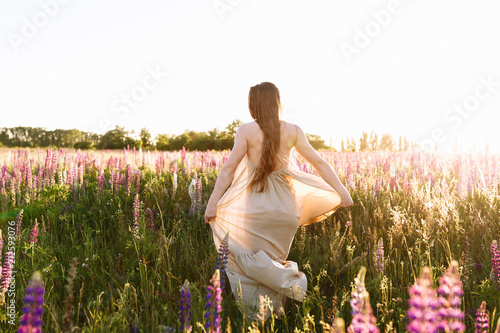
[204,202,217,224]
[340,192,353,208]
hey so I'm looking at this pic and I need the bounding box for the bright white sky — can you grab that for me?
[1,0,500,152]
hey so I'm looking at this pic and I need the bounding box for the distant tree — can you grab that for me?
[0,128,10,147]
[226,119,243,137]
[140,128,152,150]
[306,134,329,150]
[369,131,378,151]
[155,134,171,151]
[61,129,82,148]
[379,133,394,151]
[169,132,190,151]
[218,119,243,150]
[74,140,94,149]
[208,128,222,150]
[359,131,369,151]
[99,126,128,149]
[124,136,142,149]
[347,137,357,152]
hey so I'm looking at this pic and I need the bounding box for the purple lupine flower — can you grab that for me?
[132,194,140,237]
[29,219,39,244]
[135,171,140,195]
[204,269,222,333]
[490,240,500,284]
[179,280,192,332]
[215,232,229,292]
[16,209,24,239]
[114,171,120,194]
[126,164,132,196]
[0,233,3,278]
[19,271,44,333]
[475,301,489,333]
[406,266,438,333]
[347,291,379,333]
[130,320,140,333]
[375,238,384,276]
[436,260,465,332]
[350,266,367,316]
[145,208,155,233]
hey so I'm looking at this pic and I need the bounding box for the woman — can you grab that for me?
[204,82,353,320]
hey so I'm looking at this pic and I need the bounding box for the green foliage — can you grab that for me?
[74,140,94,150]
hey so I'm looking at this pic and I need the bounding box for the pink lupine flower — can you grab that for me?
[16,209,24,240]
[490,240,500,284]
[146,208,155,233]
[0,251,15,295]
[406,266,438,333]
[126,164,132,196]
[436,261,465,332]
[29,219,39,244]
[475,301,489,333]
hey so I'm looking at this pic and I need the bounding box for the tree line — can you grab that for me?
[0,121,415,152]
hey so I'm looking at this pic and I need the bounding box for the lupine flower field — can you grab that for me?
[0,146,499,332]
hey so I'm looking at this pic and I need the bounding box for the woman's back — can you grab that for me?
[246,120,296,170]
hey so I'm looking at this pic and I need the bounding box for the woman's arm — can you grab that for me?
[204,124,248,223]
[293,125,353,207]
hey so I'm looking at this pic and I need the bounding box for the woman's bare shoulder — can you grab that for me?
[238,121,259,132]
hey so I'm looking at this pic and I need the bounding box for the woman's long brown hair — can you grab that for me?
[248,82,281,192]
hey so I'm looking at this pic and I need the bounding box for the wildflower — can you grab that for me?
[172,173,178,197]
[30,219,39,244]
[215,232,229,292]
[0,251,14,297]
[130,320,140,333]
[475,301,489,333]
[490,240,500,284]
[350,266,367,315]
[188,178,197,217]
[333,318,346,333]
[347,291,379,333]
[196,178,202,212]
[406,266,438,333]
[19,271,44,333]
[16,209,24,240]
[126,164,132,196]
[132,194,140,237]
[179,280,192,332]
[375,238,384,276]
[145,208,155,233]
[204,269,222,333]
[181,146,186,164]
[135,171,140,195]
[0,230,3,272]
[63,258,78,333]
[436,260,465,332]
